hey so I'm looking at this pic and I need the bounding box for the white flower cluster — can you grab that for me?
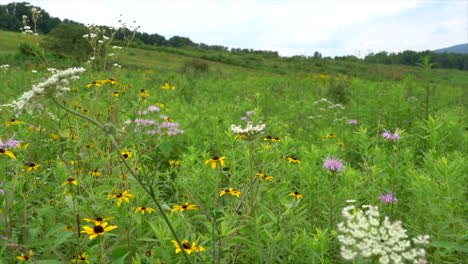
[3,67,85,115]
[230,122,266,137]
[337,205,429,264]
[0,64,9,69]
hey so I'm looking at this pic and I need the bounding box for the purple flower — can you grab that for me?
[323,157,344,172]
[0,135,22,149]
[347,119,358,125]
[379,193,398,204]
[382,129,401,141]
[246,111,255,116]
[148,105,160,112]
[0,189,4,195]
[240,116,247,121]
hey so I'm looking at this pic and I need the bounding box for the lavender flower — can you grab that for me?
[0,189,4,195]
[382,129,401,141]
[379,193,398,204]
[240,116,247,121]
[323,157,344,172]
[246,111,255,116]
[347,119,358,125]
[0,136,22,149]
[148,105,160,112]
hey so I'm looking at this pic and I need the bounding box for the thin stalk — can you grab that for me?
[51,97,193,264]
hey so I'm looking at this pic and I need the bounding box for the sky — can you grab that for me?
[2,0,467,57]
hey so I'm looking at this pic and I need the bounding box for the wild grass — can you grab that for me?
[0,27,466,264]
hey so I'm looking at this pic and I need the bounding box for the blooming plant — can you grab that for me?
[337,205,430,264]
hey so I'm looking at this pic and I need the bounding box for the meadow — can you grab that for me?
[0,25,467,264]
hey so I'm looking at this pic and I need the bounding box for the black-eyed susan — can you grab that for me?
[133,166,142,171]
[121,151,132,160]
[62,225,75,231]
[99,78,120,85]
[171,202,198,212]
[205,156,227,170]
[72,252,90,263]
[289,192,303,199]
[90,169,101,177]
[256,173,273,181]
[26,162,41,172]
[61,177,78,186]
[83,216,115,225]
[337,142,345,149]
[156,258,166,264]
[50,133,59,141]
[81,222,118,239]
[107,190,135,207]
[323,133,337,140]
[86,81,101,88]
[85,143,94,149]
[16,250,34,262]
[287,156,302,164]
[6,119,23,127]
[0,149,16,159]
[169,160,181,167]
[134,206,156,215]
[139,89,150,98]
[161,82,176,90]
[272,137,282,142]
[171,240,205,255]
[263,136,273,141]
[219,188,241,197]
[69,134,78,140]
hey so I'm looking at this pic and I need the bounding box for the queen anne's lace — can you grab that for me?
[3,67,85,115]
[337,205,429,264]
[230,123,266,137]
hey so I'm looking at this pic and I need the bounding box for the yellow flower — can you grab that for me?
[86,81,101,88]
[287,156,301,164]
[90,169,101,176]
[61,177,78,186]
[205,156,227,170]
[121,151,133,159]
[323,133,337,140]
[26,162,41,172]
[256,172,273,181]
[219,188,241,197]
[289,192,303,199]
[161,82,176,90]
[134,206,156,215]
[99,78,120,85]
[17,143,29,150]
[72,252,90,263]
[169,160,181,167]
[6,119,23,127]
[0,149,16,159]
[113,91,119,97]
[337,142,345,149]
[171,240,205,255]
[263,136,281,142]
[16,250,33,262]
[83,216,115,225]
[140,89,150,98]
[171,202,198,212]
[81,222,118,239]
[107,190,135,207]
[62,225,76,231]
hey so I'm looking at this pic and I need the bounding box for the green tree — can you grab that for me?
[43,23,91,60]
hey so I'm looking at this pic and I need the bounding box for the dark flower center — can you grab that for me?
[181,204,188,209]
[225,189,230,193]
[11,119,15,122]
[123,154,129,158]
[265,136,272,139]
[141,207,146,210]
[274,137,280,140]
[29,163,36,167]
[116,193,123,198]
[67,177,75,182]
[95,217,103,221]
[94,225,104,233]
[24,256,30,260]
[182,243,191,249]
[0,149,5,153]
[213,156,220,160]
[294,192,299,195]
[291,157,297,160]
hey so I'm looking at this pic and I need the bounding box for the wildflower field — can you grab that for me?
[0,16,467,264]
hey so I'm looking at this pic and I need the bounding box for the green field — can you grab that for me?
[0,29,467,264]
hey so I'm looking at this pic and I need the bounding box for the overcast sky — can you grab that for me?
[2,0,467,57]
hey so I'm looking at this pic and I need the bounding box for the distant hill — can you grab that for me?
[434,44,468,54]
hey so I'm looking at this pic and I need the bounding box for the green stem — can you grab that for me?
[51,97,193,264]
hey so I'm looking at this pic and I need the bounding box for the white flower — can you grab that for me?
[337,205,429,264]
[230,122,266,137]
[4,67,85,115]
[108,53,114,57]
[31,70,37,73]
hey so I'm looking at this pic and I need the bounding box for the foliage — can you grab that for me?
[43,23,91,60]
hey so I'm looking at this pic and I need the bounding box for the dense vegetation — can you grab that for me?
[0,3,466,264]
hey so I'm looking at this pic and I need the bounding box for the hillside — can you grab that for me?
[434,43,468,54]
